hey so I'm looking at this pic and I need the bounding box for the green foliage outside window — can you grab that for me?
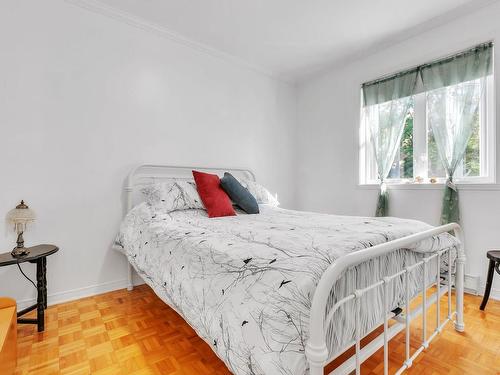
[389,100,480,181]
[388,101,414,179]
[464,111,480,176]
[428,110,480,178]
[400,109,414,178]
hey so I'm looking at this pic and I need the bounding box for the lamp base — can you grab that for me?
[11,231,29,257]
[11,246,30,257]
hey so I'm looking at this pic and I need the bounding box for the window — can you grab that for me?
[360,62,494,186]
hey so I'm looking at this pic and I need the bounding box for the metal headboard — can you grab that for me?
[121,164,256,290]
[124,164,256,215]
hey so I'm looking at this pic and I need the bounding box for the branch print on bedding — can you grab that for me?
[119,203,458,375]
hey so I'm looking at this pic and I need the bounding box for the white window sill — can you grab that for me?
[357,182,500,191]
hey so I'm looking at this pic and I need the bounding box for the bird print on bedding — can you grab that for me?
[117,204,458,375]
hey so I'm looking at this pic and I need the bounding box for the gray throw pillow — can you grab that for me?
[220,172,259,214]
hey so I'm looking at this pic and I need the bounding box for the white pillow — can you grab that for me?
[239,179,279,207]
[141,180,204,212]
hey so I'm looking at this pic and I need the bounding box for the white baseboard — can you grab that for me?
[489,288,500,301]
[464,274,480,295]
[476,284,500,301]
[16,278,145,311]
[463,274,500,302]
[15,275,499,311]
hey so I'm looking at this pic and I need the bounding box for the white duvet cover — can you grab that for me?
[117,204,457,375]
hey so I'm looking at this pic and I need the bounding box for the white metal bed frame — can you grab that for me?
[121,164,465,375]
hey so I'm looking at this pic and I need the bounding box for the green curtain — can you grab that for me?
[420,43,492,224]
[363,70,418,216]
[363,69,419,106]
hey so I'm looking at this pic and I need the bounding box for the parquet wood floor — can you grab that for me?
[13,284,500,375]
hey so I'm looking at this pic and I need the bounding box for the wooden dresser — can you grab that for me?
[0,297,17,375]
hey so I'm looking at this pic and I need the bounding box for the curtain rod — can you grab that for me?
[362,40,493,88]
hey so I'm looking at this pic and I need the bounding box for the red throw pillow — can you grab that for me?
[192,170,236,218]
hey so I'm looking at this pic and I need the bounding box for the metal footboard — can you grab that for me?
[306,223,465,375]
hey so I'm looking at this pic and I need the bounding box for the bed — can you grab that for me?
[115,165,465,375]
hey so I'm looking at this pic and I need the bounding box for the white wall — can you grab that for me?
[3,0,498,309]
[0,0,297,307]
[296,2,500,299]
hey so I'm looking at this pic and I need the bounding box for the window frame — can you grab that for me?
[359,75,495,186]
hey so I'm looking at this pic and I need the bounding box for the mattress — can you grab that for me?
[117,204,458,375]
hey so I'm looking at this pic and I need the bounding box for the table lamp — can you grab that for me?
[6,200,36,257]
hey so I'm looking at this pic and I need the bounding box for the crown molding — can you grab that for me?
[64,0,292,84]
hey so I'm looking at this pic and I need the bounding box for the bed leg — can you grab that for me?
[309,363,324,375]
[455,255,465,332]
[306,342,328,375]
[127,263,134,291]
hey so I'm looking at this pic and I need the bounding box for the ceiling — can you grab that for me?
[95,0,494,81]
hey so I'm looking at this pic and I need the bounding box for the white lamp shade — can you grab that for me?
[6,201,36,225]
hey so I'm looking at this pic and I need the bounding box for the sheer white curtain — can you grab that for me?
[363,71,418,216]
[421,43,493,224]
